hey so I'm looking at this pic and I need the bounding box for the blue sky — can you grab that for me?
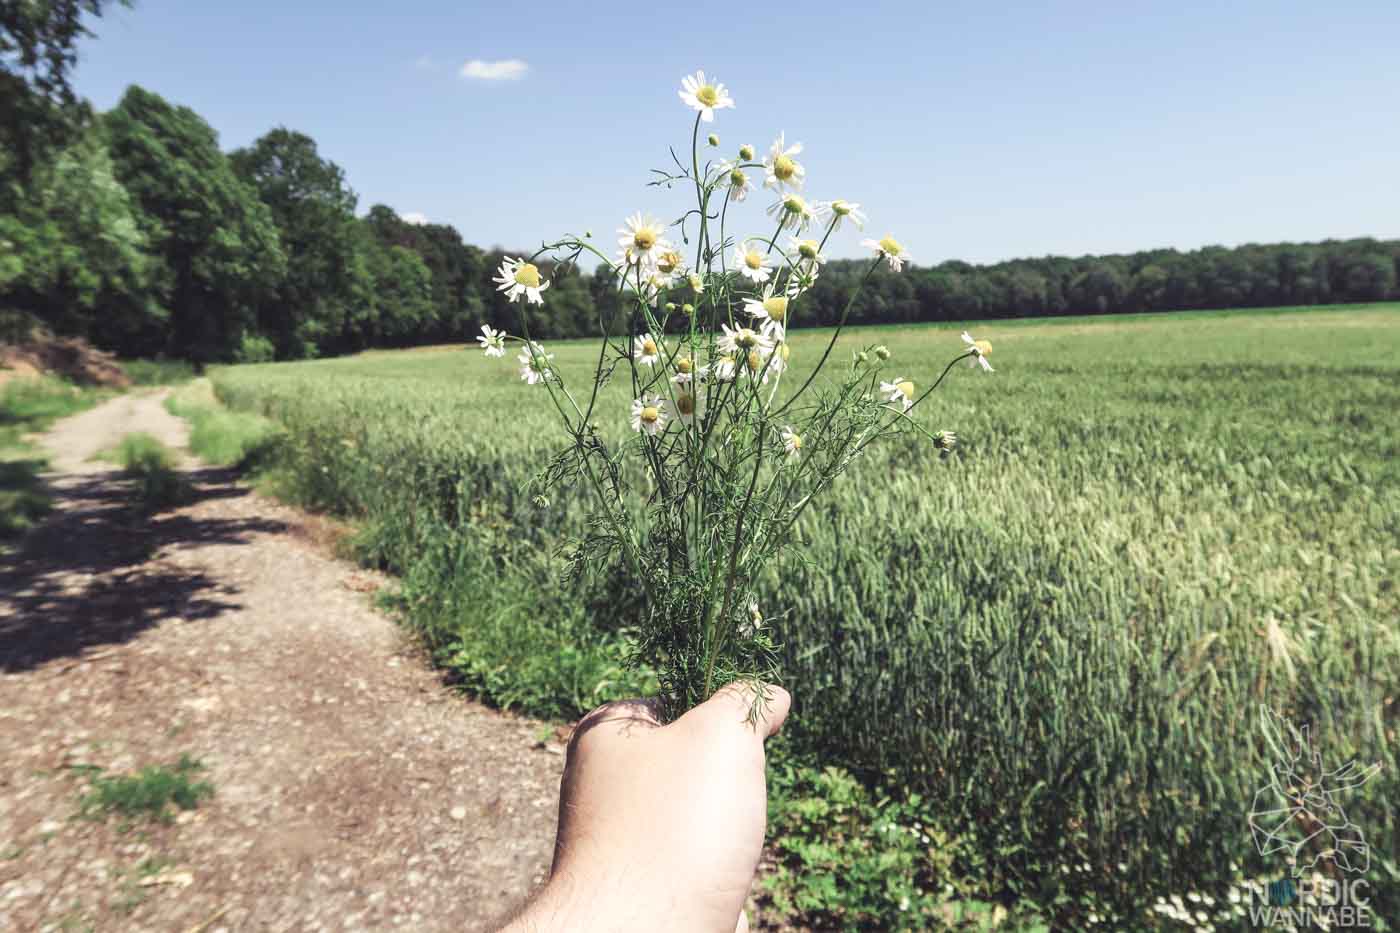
[75,0,1398,263]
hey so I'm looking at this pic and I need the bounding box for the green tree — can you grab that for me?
[231,127,361,358]
[104,85,286,362]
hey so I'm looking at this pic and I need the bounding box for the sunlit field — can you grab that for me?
[212,303,1400,924]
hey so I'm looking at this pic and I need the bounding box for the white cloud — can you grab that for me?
[459,59,528,81]
[401,212,430,225]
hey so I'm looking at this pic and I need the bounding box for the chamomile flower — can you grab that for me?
[687,272,705,294]
[724,163,754,202]
[744,347,773,382]
[671,356,697,385]
[655,249,686,280]
[769,341,792,375]
[961,331,994,372]
[707,355,738,382]
[630,393,669,436]
[633,332,665,367]
[494,257,550,304]
[880,378,916,412]
[741,600,764,638]
[781,426,803,461]
[678,71,734,122]
[518,342,554,385]
[788,236,827,270]
[820,199,867,231]
[764,133,805,191]
[718,323,773,358]
[743,288,789,339]
[768,193,815,233]
[733,242,773,284]
[476,324,507,358]
[617,212,671,269]
[786,262,821,297]
[934,430,957,451]
[738,143,756,161]
[668,389,702,426]
[861,234,911,272]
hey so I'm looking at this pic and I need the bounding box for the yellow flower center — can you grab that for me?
[878,235,903,256]
[746,350,764,373]
[657,250,681,274]
[743,250,763,271]
[780,343,791,362]
[634,229,657,251]
[832,200,852,216]
[642,338,658,355]
[783,195,807,215]
[696,85,719,107]
[514,263,541,288]
[789,434,802,450]
[735,329,758,349]
[640,405,660,424]
[974,340,992,356]
[729,168,747,189]
[796,240,819,260]
[896,380,914,399]
[675,393,695,416]
[773,154,797,180]
[762,296,788,322]
[677,357,693,374]
[739,144,755,161]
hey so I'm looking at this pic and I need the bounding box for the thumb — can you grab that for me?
[689,681,791,741]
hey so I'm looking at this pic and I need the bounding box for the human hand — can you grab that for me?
[502,683,791,933]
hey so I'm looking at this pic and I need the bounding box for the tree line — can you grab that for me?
[4,7,1397,362]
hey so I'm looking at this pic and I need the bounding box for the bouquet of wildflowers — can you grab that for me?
[475,71,993,720]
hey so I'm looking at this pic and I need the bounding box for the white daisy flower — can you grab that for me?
[687,272,705,294]
[671,356,697,385]
[633,332,665,367]
[961,331,994,372]
[740,600,764,638]
[743,287,788,339]
[781,426,802,461]
[630,393,669,436]
[677,71,734,122]
[494,257,550,304]
[667,388,701,426]
[476,324,507,358]
[768,193,815,233]
[707,355,738,382]
[880,378,916,412]
[788,236,827,270]
[733,242,773,284]
[517,341,554,385]
[763,133,805,191]
[718,323,773,358]
[655,248,686,282]
[786,262,820,297]
[617,212,671,269]
[724,162,754,203]
[819,199,866,231]
[861,234,911,272]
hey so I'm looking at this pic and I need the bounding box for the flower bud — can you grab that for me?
[584,230,593,238]
[739,144,755,161]
[874,345,891,361]
[934,430,958,452]
[856,351,870,365]
[665,302,678,312]
[681,303,694,315]
[707,133,720,147]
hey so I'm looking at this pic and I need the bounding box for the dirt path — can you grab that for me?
[0,391,564,932]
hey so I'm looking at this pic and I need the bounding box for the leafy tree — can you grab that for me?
[231,127,360,358]
[104,85,286,361]
[1,0,128,185]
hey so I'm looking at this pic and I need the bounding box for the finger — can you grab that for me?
[689,681,791,741]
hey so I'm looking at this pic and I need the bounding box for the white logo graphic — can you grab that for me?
[1248,707,1379,876]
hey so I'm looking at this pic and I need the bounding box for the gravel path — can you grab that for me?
[0,390,563,932]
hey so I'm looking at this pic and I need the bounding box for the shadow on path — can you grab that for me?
[0,465,284,673]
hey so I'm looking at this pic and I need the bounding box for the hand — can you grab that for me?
[503,683,791,932]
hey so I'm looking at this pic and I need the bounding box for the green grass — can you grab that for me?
[0,376,107,538]
[164,379,280,467]
[204,303,1400,927]
[77,755,214,825]
[120,358,197,387]
[101,432,186,511]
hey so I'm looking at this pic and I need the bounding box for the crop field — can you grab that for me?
[211,304,1400,924]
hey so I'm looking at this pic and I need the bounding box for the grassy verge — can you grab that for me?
[121,359,197,387]
[0,376,109,539]
[164,379,280,468]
